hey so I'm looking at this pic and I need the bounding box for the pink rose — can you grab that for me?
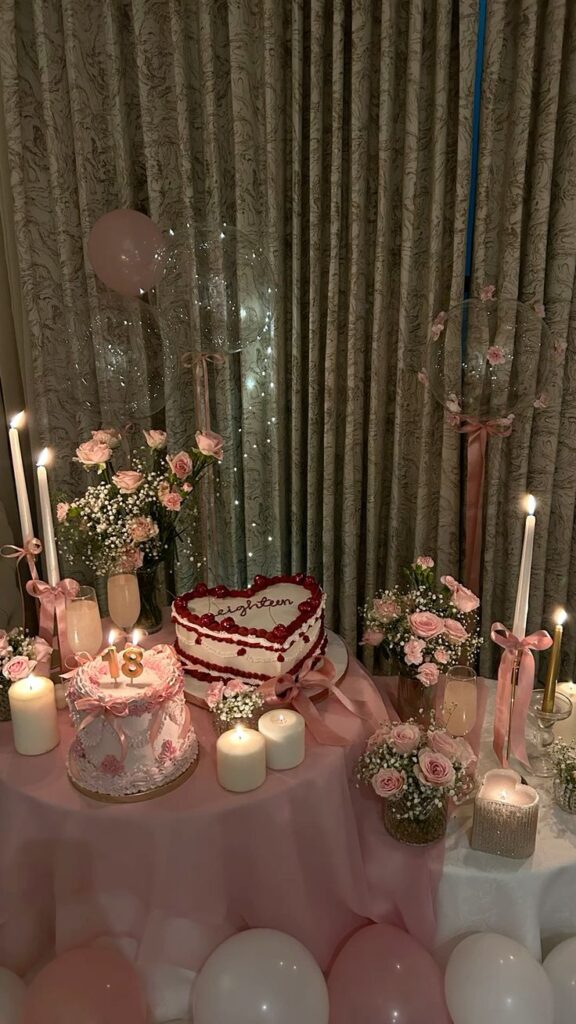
[416,749,455,788]
[417,662,440,687]
[91,428,121,449]
[361,628,385,647]
[224,679,251,696]
[56,501,69,523]
[157,481,170,499]
[0,631,8,654]
[434,648,450,665]
[33,637,53,663]
[206,682,225,709]
[160,490,182,512]
[404,637,425,666]
[3,656,36,681]
[144,429,167,450]
[454,737,477,769]
[487,345,505,366]
[388,722,421,754]
[195,430,224,462]
[371,768,406,800]
[479,284,495,301]
[415,556,434,569]
[373,598,400,621]
[441,576,480,613]
[167,451,193,479]
[112,470,144,494]
[366,725,391,751]
[428,729,460,760]
[115,547,143,572]
[443,618,469,644]
[75,440,112,467]
[128,516,159,543]
[409,611,445,640]
[182,482,192,493]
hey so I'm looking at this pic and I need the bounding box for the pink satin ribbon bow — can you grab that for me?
[0,537,42,578]
[259,656,374,746]
[26,578,80,667]
[491,622,553,767]
[455,416,513,595]
[76,690,190,764]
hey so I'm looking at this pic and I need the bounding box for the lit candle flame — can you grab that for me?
[526,494,536,515]
[131,629,141,646]
[234,725,246,741]
[555,608,568,627]
[36,447,51,468]
[9,410,25,430]
[108,629,117,646]
[499,790,508,803]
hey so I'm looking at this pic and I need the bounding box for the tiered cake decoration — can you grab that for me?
[172,574,327,685]
[66,645,198,801]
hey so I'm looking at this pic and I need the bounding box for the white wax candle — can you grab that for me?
[8,675,59,755]
[553,682,576,743]
[216,725,266,792]
[36,449,60,586]
[512,495,536,639]
[258,709,305,769]
[8,412,34,544]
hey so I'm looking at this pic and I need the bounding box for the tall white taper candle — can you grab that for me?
[36,448,60,586]
[512,495,536,640]
[8,411,34,545]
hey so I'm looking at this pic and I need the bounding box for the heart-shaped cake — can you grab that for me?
[172,574,327,684]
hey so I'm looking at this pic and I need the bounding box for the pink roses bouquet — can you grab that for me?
[206,678,264,727]
[58,427,223,576]
[357,717,476,822]
[362,557,482,685]
[0,627,52,709]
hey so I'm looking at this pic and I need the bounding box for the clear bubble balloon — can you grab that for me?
[426,298,553,422]
[157,223,276,355]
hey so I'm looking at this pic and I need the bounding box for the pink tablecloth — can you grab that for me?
[0,647,443,976]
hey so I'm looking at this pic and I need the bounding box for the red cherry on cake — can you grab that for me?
[222,617,235,630]
[214,586,227,597]
[304,576,316,587]
[237,648,246,657]
[273,625,287,641]
[253,575,265,587]
[200,614,214,627]
[195,583,208,596]
[294,573,305,584]
[302,635,310,643]
[277,654,285,662]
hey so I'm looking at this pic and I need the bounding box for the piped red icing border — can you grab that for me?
[176,630,327,684]
[172,574,324,644]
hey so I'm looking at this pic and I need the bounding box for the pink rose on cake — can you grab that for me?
[195,430,224,461]
[144,429,167,450]
[404,637,425,666]
[3,655,36,681]
[112,470,144,494]
[388,722,421,754]
[371,768,406,799]
[416,662,439,687]
[441,575,480,613]
[409,611,444,639]
[91,427,121,449]
[128,516,159,543]
[373,598,400,620]
[361,628,385,646]
[415,749,455,788]
[167,451,193,479]
[443,618,468,644]
[75,439,112,467]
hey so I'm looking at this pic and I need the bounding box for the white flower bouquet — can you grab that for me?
[206,679,265,733]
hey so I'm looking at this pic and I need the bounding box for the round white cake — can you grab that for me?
[66,645,198,799]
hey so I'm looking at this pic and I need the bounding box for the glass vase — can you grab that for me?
[553,778,576,814]
[0,684,11,722]
[382,795,448,846]
[397,676,435,727]
[136,562,164,634]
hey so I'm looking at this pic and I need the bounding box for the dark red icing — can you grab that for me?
[175,630,327,684]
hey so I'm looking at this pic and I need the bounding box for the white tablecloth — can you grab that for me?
[437,682,576,962]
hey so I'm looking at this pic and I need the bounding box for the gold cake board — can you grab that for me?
[68,751,199,804]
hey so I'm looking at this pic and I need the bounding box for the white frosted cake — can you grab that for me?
[66,645,198,799]
[172,574,327,685]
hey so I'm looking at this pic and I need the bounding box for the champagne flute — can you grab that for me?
[107,571,141,633]
[66,585,103,658]
[442,665,477,737]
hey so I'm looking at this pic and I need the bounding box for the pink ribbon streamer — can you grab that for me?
[491,622,553,767]
[454,416,513,595]
[76,690,190,764]
[1,538,43,624]
[259,657,375,746]
[26,578,80,669]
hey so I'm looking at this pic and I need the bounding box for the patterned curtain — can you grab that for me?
[472,0,576,677]
[0,0,476,647]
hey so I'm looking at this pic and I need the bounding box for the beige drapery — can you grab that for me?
[473,0,576,677]
[0,0,477,647]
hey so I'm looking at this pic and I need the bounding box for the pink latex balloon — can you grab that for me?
[21,947,147,1024]
[88,209,164,296]
[328,924,451,1024]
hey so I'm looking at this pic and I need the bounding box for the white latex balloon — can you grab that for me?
[139,962,196,1023]
[0,965,26,1024]
[193,928,329,1024]
[445,933,553,1024]
[544,937,576,1024]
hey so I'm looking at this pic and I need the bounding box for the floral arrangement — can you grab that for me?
[57,427,223,576]
[0,627,52,688]
[206,679,264,724]
[362,556,482,686]
[551,740,576,790]
[357,717,476,821]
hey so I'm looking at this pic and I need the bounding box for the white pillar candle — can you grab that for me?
[216,725,266,792]
[36,448,60,586]
[258,709,305,769]
[553,682,576,743]
[8,675,59,755]
[8,411,34,544]
[512,494,536,639]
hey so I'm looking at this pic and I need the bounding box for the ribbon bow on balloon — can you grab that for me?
[491,622,553,767]
[259,656,375,746]
[26,577,80,671]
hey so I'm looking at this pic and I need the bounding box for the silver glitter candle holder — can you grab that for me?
[470,769,539,859]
